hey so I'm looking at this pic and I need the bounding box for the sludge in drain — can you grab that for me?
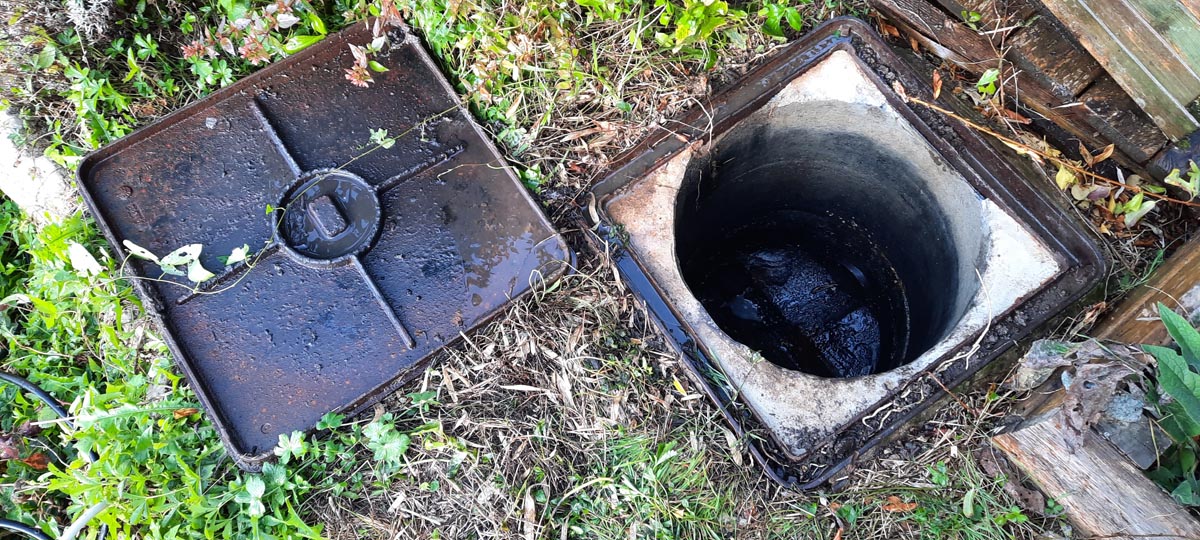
[679,212,907,378]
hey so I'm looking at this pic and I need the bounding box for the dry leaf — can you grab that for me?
[999,108,1031,124]
[1062,361,1137,452]
[173,407,200,419]
[891,80,908,101]
[879,21,900,39]
[909,35,920,53]
[0,434,18,460]
[522,489,537,540]
[932,70,943,99]
[1078,141,1095,167]
[1079,142,1115,167]
[881,495,918,513]
[21,452,48,470]
[1055,163,1077,190]
[561,126,608,143]
[1002,141,1044,164]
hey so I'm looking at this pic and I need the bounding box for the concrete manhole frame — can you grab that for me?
[587,17,1108,488]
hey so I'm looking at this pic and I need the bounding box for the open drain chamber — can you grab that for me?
[590,18,1106,487]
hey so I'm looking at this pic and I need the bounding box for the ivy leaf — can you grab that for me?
[1161,399,1200,443]
[1123,195,1156,228]
[242,475,266,517]
[316,412,344,430]
[1173,477,1200,506]
[273,431,307,464]
[1164,162,1200,201]
[371,432,410,464]
[32,45,56,70]
[369,128,395,149]
[186,260,215,283]
[1147,344,1200,428]
[122,239,160,262]
[224,244,250,266]
[67,241,103,277]
[306,11,327,35]
[784,7,804,31]
[363,420,410,465]
[976,68,999,96]
[160,244,203,266]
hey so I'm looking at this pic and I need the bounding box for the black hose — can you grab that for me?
[0,371,70,420]
[0,519,52,540]
[0,370,105,540]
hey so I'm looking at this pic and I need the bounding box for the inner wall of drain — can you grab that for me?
[675,100,984,378]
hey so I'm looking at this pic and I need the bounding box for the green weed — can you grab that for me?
[553,431,738,538]
[1145,302,1200,505]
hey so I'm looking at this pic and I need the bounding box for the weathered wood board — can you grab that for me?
[993,412,1200,539]
[1006,13,1104,97]
[1038,0,1200,139]
[1092,233,1200,345]
[870,0,1168,169]
[1082,74,1176,163]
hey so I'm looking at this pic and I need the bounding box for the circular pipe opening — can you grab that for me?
[675,101,983,378]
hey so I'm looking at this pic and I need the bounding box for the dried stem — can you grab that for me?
[905,96,1200,209]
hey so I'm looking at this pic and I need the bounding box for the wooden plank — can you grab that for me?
[1091,233,1200,345]
[931,0,971,22]
[872,0,1155,171]
[954,0,1036,41]
[1179,0,1200,30]
[1126,0,1200,70]
[1080,0,1200,99]
[1006,14,1105,97]
[993,412,1200,539]
[1039,0,1200,139]
[959,0,1038,22]
[879,0,1005,63]
[1080,74,1170,163]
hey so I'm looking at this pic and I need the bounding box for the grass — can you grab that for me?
[0,0,1065,538]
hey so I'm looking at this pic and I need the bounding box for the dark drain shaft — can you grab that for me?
[675,108,983,378]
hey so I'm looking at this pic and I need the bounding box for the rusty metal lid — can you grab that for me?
[77,22,570,469]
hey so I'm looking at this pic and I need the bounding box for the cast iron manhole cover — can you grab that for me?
[77,22,570,468]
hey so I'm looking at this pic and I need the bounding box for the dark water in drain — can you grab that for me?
[687,215,910,378]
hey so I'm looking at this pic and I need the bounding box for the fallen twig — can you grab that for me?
[904,95,1200,209]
